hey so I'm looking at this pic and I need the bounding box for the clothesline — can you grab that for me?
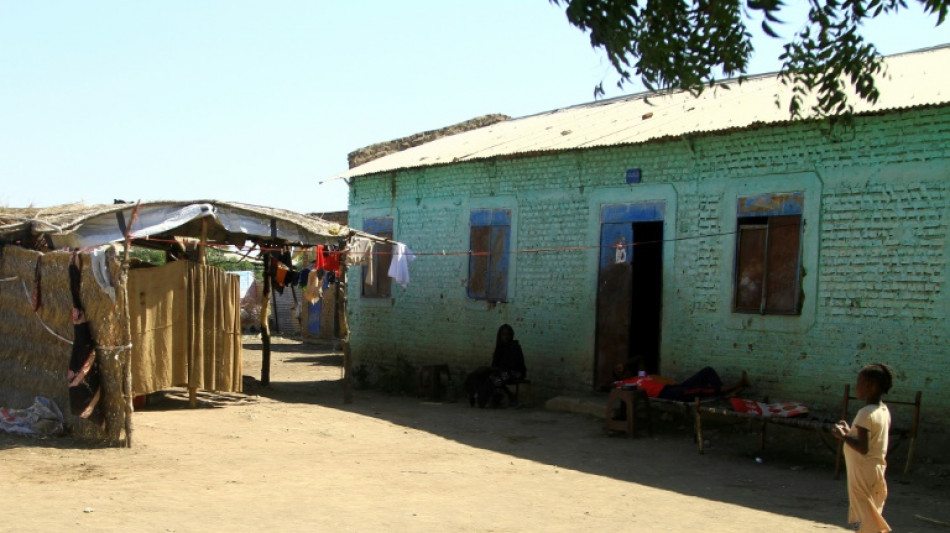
[273,227,743,258]
[44,221,778,261]
[126,226,742,258]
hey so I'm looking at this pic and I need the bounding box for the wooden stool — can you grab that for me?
[510,378,532,407]
[604,388,652,438]
[418,364,450,401]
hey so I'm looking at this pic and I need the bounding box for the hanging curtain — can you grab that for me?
[128,260,242,395]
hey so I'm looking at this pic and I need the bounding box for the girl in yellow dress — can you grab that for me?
[834,363,894,533]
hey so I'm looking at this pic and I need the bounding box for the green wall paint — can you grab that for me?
[348,106,949,427]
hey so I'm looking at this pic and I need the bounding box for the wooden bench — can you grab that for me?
[648,385,922,476]
[834,384,922,478]
[509,378,532,407]
[603,387,652,438]
[418,364,450,401]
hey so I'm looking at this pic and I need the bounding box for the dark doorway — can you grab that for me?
[630,221,663,375]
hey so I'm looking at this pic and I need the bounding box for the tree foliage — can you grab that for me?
[129,245,261,277]
[550,0,948,117]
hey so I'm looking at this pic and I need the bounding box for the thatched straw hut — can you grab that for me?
[0,200,380,446]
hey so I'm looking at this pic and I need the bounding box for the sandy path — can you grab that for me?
[1,337,947,532]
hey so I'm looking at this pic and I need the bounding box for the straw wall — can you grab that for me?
[0,245,130,445]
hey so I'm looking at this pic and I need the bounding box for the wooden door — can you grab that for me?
[595,223,633,387]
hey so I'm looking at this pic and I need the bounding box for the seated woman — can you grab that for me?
[617,360,749,402]
[465,324,528,408]
[491,324,527,406]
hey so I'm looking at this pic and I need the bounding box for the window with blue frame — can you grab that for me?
[733,192,804,315]
[362,217,393,298]
[468,208,511,302]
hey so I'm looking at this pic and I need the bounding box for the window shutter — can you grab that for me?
[764,215,802,313]
[468,225,491,299]
[487,225,510,301]
[735,224,766,312]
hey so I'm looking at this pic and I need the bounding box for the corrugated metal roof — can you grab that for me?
[334,45,950,181]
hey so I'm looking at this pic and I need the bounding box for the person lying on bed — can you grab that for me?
[617,364,749,402]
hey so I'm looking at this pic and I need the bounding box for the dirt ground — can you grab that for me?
[1,336,948,533]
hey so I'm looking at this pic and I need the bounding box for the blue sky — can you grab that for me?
[1,2,947,214]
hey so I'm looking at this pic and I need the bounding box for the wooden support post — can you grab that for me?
[904,390,922,474]
[261,254,272,387]
[118,259,134,447]
[188,217,209,407]
[120,203,140,445]
[340,262,352,404]
[695,397,704,454]
[198,217,208,265]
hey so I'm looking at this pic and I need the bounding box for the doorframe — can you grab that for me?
[587,185,678,389]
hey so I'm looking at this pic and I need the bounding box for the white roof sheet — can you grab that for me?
[0,200,356,248]
[335,45,950,181]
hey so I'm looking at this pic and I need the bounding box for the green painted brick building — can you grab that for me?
[337,46,949,436]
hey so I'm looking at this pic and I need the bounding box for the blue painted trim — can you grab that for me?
[601,201,665,223]
[471,208,511,226]
[737,192,804,216]
[363,216,393,234]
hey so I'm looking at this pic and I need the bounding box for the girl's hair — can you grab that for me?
[494,324,515,356]
[860,363,894,394]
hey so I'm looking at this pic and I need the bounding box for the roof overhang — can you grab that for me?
[329,45,950,183]
[0,200,368,249]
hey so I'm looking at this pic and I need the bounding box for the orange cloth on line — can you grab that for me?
[272,259,288,287]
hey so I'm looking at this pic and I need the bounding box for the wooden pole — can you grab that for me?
[904,390,922,474]
[119,258,134,447]
[190,218,208,407]
[121,202,140,445]
[695,397,704,454]
[260,253,272,386]
[340,262,352,404]
[198,218,208,265]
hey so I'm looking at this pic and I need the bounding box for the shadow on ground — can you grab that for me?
[235,342,950,532]
[4,338,947,531]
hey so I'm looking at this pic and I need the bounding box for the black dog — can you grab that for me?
[463,367,505,408]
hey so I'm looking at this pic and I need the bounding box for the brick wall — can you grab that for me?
[348,106,949,430]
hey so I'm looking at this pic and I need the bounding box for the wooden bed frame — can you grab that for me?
[643,385,922,477]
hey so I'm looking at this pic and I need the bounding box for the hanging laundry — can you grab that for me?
[272,258,289,287]
[314,245,326,269]
[285,269,300,287]
[304,269,322,304]
[67,254,104,428]
[297,267,311,288]
[314,245,342,275]
[90,247,116,302]
[387,242,416,288]
[345,238,373,266]
[346,238,376,288]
